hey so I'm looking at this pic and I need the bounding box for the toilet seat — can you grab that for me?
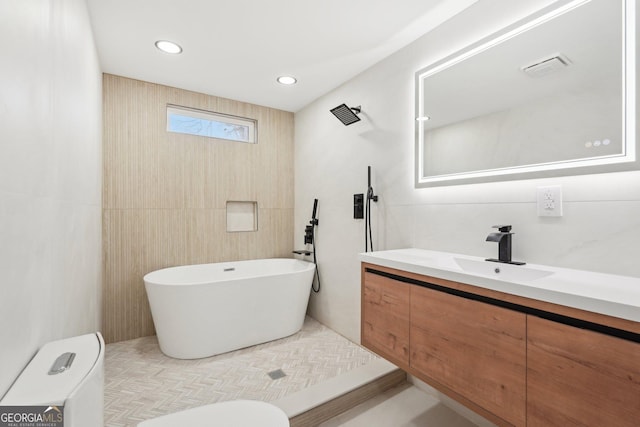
[137,400,290,427]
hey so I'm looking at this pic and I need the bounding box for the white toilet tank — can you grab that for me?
[0,333,105,427]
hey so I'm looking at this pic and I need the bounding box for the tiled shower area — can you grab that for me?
[104,317,378,426]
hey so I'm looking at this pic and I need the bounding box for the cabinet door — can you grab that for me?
[362,272,410,368]
[527,315,640,427]
[411,285,526,427]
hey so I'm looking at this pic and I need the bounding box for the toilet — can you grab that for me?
[0,332,288,427]
[0,332,105,427]
[138,400,290,426]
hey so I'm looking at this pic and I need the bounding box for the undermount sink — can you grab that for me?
[454,258,554,281]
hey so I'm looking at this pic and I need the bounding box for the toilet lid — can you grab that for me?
[137,400,290,427]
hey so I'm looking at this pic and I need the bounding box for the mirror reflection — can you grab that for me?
[416,0,634,187]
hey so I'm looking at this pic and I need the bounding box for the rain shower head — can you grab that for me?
[330,104,361,126]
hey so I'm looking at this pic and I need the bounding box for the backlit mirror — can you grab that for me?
[415,0,637,187]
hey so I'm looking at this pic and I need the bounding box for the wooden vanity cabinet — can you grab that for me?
[411,285,526,427]
[527,315,640,427]
[361,263,640,427]
[361,270,410,369]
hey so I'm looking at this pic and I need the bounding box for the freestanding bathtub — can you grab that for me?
[144,258,316,359]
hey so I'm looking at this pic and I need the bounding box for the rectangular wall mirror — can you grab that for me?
[415,0,637,187]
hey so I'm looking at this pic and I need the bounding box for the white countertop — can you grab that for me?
[359,248,640,323]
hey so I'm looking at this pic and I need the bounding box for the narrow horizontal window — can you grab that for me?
[166,105,256,143]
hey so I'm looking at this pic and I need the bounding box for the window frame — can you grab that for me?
[166,104,257,143]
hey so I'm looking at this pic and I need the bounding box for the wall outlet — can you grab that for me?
[537,185,563,217]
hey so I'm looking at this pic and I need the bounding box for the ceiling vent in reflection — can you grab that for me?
[521,53,571,78]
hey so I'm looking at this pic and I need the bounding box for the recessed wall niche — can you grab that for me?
[226,201,258,232]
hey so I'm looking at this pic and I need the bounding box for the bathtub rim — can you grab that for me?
[143,257,315,287]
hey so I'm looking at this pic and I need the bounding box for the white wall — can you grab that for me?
[0,0,102,396]
[295,0,640,342]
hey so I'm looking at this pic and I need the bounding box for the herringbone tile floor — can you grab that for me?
[104,317,378,426]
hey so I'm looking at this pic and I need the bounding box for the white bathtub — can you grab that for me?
[144,258,315,359]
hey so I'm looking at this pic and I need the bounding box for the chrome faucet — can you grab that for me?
[486,225,525,265]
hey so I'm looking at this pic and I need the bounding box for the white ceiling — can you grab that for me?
[86,0,476,112]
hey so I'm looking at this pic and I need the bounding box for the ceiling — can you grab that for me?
[86,0,475,112]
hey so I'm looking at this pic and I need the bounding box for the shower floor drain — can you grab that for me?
[267,369,286,380]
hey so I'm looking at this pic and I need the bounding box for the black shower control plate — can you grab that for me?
[354,194,364,219]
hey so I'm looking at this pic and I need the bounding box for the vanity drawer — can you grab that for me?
[361,271,410,369]
[410,285,527,427]
[527,315,640,427]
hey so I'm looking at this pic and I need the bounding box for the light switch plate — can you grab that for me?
[537,185,563,217]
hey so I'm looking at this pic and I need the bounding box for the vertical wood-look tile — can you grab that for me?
[103,74,294,343]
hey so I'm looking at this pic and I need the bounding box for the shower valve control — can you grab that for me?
[304,225,314,244]
[354,194,364,219]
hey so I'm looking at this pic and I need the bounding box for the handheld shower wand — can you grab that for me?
[294,199,321,292]
[367,166,378,203]
[365,166,378,252]
[311,198,318,225]
[309,198,321,292]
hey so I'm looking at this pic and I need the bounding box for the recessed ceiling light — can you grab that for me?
[277,76,297,85]
[155,40,182,54]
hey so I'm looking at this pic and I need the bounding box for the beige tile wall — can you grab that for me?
[103,74,294,343]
